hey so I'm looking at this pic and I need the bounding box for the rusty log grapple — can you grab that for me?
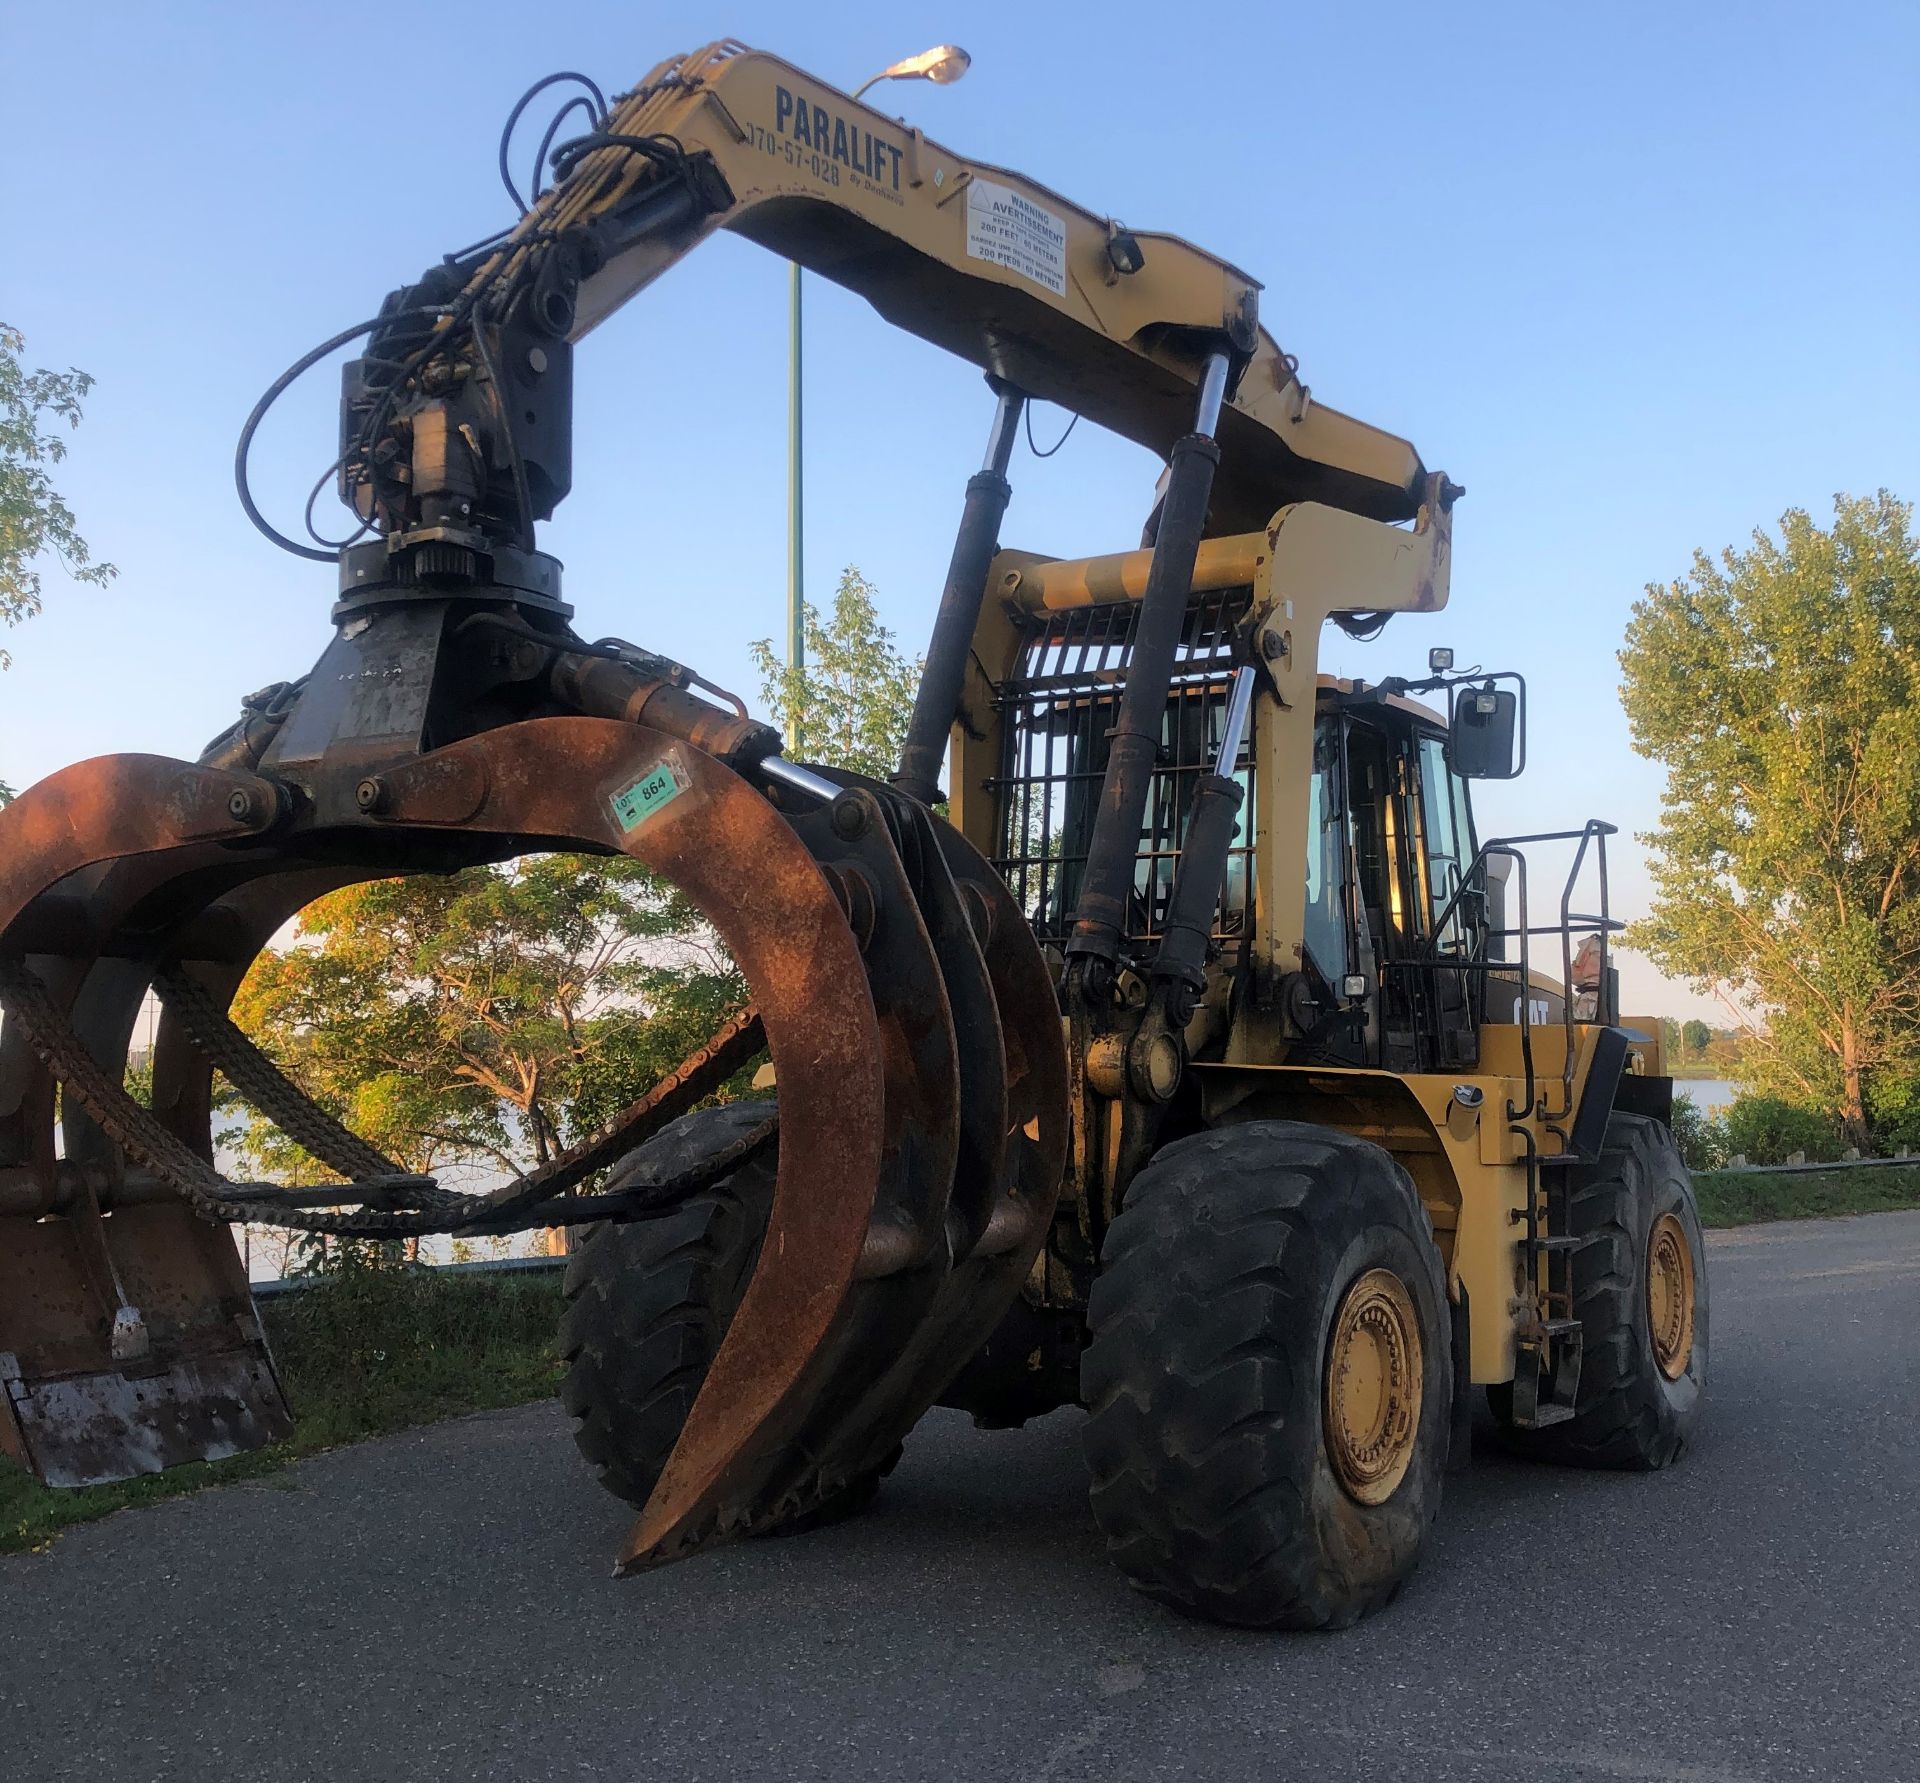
[0,641,1067,1562]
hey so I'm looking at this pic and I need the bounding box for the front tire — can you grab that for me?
[1490,1112,1708,1468]
[1080,1121,1452,1630]
[558,1102,895,1530]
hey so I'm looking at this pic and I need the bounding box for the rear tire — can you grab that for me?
[1080,1120,1452,1630]
[1489,1112,1708,1468]
[558,1102,895,1530]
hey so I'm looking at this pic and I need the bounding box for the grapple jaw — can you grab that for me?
[619,772,1068,1566]
[0,703,1067,1566]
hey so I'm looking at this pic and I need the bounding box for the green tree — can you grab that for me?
[230,856,743,1188]
[1681,1019,1712,1055]
[1619,492,1920,1145]
[1,324,116,800]
[1667,1092,1726,1172]
[1720,1094,1844,1167]
[750,565,921,774]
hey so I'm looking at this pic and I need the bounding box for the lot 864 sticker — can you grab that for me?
[611,759,686,832]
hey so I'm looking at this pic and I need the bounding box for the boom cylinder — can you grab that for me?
[550,652,780,769]
[891,384,1027,806]
[1065,351,1231,968]
[1147,666,1255,1011]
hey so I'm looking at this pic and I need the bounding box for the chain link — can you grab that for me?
[0,961,771,1238]
[151,967,440,1195]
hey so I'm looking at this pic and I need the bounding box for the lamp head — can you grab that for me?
[887,44,971,84]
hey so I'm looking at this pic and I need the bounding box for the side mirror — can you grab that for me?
[1448,676,1525,779]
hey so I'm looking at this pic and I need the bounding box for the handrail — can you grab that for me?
[1379,819,1621,1381]
[1385,818,1621,1129]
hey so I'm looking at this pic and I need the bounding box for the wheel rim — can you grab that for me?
[1647,1211,1696,1380]
[1324,1267,1423,1505]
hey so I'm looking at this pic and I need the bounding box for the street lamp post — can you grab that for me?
[786,259,804,750]
[785,44,971,754]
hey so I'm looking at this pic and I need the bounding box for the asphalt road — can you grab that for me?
[5,1212,1918,1783]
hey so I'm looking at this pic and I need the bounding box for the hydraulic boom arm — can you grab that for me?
[334,40,1429,573]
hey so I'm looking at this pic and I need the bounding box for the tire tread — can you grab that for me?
[1081,1120,1450,1630]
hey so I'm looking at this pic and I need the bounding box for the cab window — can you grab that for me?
[1303,716,1348,981]
[1417,734,1474,949]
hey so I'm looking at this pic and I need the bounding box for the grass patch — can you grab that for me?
[1,1266,561,1555]
[1695,1164,1920,1229]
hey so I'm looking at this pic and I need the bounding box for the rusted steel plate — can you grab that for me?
[0,768,301,1486]
[0,756,274,940]
[0,1190,290,1485]
[12,1350,290,1488]
[780,787,961,1282]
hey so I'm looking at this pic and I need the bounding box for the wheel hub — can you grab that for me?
[1647,1211,1695,1380]
[1324,1267,1423,1505]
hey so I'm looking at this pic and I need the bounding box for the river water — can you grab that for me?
[1675,1077,1738,1112]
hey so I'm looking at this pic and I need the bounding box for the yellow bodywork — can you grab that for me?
[485,40,1429,536]
[495,38,1637,1395]
[950,501,1641,1390]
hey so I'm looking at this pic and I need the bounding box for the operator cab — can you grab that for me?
[985,593,1535,1079]
[1303,678,1490,1073]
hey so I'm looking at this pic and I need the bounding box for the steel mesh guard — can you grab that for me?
[987,589,1255,952]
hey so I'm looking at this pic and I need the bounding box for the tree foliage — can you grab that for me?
[1619,493,1920,1141]
[1667,1093,1726,1172]
[0,323,116,665]
[1719,1093,1846,1167]
[230,857,743,1187]
[1,324,117,801]
[750,565,920,774]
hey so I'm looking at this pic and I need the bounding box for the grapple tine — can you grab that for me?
[739,795,1070,1510]
[733,781,1057,1523]
[621,782,967,1563]
[617,773,1070,1547]
[878,790,1009,1260]
[441,725,894,1561]
[841,821,1071,1431]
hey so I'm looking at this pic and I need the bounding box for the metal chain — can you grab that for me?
[0,961,771,1237]
[150,967,432,1192]
[0,959,310,1228]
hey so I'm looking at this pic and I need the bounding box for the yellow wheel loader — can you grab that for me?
[0,41,1706,1628]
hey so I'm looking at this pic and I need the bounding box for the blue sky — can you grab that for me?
[5,0,1916,1019]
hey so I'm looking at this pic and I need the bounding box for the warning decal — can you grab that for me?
[965,179,1068,297]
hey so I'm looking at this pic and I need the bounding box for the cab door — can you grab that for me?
[1408,728,1482,1067]
[1326,707,1484,1072]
